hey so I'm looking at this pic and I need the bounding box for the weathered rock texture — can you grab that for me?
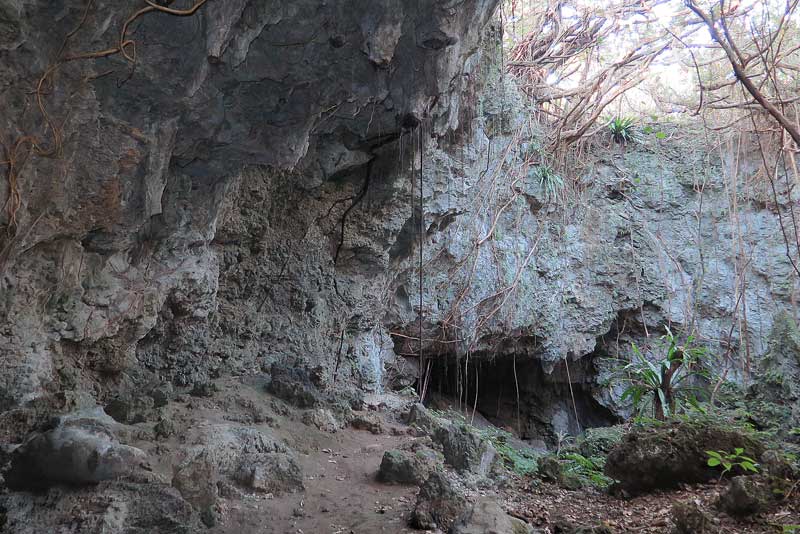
[0,0,499,528]
[1,0,799,527]
[0,0,498,423]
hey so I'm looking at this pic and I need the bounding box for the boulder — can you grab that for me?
[760,450,797,479]
[303,408,343,432]
[537,455,583,490]
[434,423,496,475]
[718,475,771,517]
[173,424,303,522]
[173,424,303,496]
[267,364,323,408]
[4,409,150,490]
[172,451,219,527]
[604,421,765,494]
[377,449,430,485]
[551,521,613,534]
[154,417,177,439]
[234,453,304,494]
[0,480,202,534]
[351,413,384,434]
[149,382,175,408]
[451,499,536,534]
[410,472,467,530]
[405,403,446,435]
[105,395,155,424]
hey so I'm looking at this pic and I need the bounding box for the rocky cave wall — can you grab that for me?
[1,0,798,445]
[0,0,499,437]
[386,75,800,429]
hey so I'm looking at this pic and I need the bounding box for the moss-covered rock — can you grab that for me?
[577,426,625,457]
[604,421,765,494]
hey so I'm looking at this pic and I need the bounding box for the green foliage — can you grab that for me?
[477,426,541,476]
[576,425,625,457]
[608,116,638,143]
[530,164,564,200]
[780,525,800,534]
[706,448,759,478]
[615,327,709,420]
[615,326,711,420]
[560,452,614,488]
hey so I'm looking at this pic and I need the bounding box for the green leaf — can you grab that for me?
[655,131,667,139]
[734,448,744,455]
[722,461,732,471]
[740,461,758,472]
[707,458,720,467]
[705,451,722,459]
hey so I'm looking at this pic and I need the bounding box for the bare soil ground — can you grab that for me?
[141,379,800,534]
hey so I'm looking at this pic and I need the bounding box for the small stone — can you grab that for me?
[350,413,383,434]
[672,500,712,534]
[189,381,218,398]
[154,417,177,439]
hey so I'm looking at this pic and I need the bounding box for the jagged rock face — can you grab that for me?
[0,0,499,419]
[386,76,799,428]
[0,0,796,448]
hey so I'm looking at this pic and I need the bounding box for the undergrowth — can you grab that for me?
[559,451,614,489]
[477,426,540,476]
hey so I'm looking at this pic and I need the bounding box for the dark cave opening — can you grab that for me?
[421,353,618,444]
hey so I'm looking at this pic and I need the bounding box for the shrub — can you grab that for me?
[614,326,711,420]
[706,448,759,480]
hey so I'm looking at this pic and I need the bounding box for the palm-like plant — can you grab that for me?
[608,116,637,144]
[618,327,710,420]
[531,164,564,200]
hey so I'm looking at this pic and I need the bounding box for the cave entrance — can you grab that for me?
[422,353,617,444]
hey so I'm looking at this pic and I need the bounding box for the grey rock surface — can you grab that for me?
[717,475,771,517]
[0,480,202,534]
[0,0,499,419]
[410,471,468,531]
[434,423,496,475]
[377,449,431,485]
[451,498,536,534]
[4,409,150,490]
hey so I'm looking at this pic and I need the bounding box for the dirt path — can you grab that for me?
[214,425,420,534]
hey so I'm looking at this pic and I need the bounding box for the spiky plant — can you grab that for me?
[532,164,564,201]
[608,116,637,144]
